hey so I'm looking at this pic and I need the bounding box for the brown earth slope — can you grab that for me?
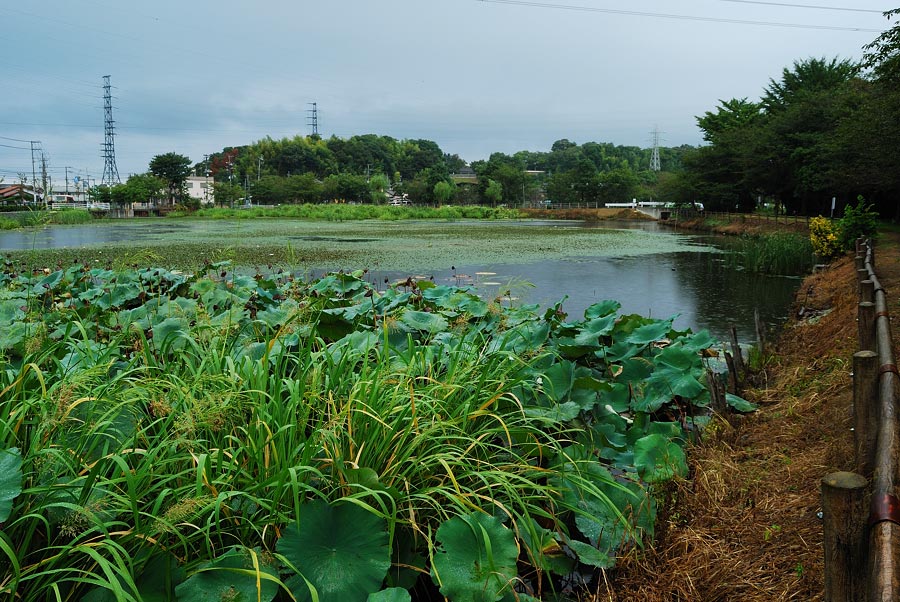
[592,233,900,601]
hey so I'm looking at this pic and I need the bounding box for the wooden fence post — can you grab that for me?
[853,350,879,476]
[822,472,868,602]
[859,302,876,353]
[860,280,875,304]
[729,325,745,377]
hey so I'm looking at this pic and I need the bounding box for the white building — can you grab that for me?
[186,175,214,206]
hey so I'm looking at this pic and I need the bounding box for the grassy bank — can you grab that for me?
[182,203,523,221]
[0,209,96,230]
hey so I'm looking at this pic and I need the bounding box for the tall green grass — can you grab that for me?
[725,232,815,275]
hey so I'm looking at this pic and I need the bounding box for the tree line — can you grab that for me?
[659,10,900,218]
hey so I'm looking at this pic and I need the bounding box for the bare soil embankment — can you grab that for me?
[593,234,900,601]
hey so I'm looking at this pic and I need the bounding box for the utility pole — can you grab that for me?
[258,156,263,182]
[41,153,49,209]
[29,141,40,205]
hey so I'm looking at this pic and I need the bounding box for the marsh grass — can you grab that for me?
[724,232,814,275]
[0,313,577,599]
[192,203,523,221]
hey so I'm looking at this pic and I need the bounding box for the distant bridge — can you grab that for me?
[606,202,671,220]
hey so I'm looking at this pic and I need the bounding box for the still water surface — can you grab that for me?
[0,219,800,343]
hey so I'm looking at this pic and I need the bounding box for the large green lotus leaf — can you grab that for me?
[540,360,575,402]
[615,357,654,384]
[597,382,631,413]
[0,447,22,523]
[152,317,191,351]
[726,393,758,412]
[634,434,688,483]
[654,345,698,371]
[489,320,550,354]
[599,340,641,363]
[632,366,706,413]
[311,273,367,296]
[625,319,673,345]
[0,321,27,352]
[584,300,621,319]
[174,547,278,602]
[278,500,390,602]
[679,329,715,353]
[566,539,614,569]
[524,401,581,423]
[94,282,143,311]
[367,589,411,602]
[572,314,617,348]
[0,299,25,323]
[432,513,519,602]
[399,309,449,334]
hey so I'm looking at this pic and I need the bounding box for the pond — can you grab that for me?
[0,218,801,343]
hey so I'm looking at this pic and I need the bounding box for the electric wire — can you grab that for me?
[718,0,887,14]
[475,0,883,31]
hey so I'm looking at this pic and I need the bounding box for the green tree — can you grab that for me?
[110,173,165,206]
[149,152,193,205]
[433,181,454,206]
[213,181,245,208]
[484,179,503,206]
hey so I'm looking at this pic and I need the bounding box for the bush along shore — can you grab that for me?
[0,262,755,601]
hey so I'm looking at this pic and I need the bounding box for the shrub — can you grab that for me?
[838,196,878,252]
[809,216,841,261]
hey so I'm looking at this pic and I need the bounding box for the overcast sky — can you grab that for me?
[1,0,894,186]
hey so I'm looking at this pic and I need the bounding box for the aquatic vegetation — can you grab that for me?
[0,261,751,600]
[726,232,815,275]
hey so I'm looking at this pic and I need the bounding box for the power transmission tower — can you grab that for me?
[307,102,319,137]
[649,126,662,172]
[101,75,121,186]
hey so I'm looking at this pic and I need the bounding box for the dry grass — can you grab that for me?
[589,252,876,601]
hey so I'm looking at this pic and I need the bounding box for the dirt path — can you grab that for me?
[593,233,900,601]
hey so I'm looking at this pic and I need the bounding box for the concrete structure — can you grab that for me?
[186,175,214,206]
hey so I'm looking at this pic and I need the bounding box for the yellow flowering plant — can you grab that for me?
[809,216,841,261]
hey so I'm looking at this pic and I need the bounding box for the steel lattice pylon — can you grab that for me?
[101,75,121,186]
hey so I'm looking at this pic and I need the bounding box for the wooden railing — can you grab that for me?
[822,237,900,601]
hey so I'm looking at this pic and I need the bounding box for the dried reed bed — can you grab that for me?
[591,255,864,601]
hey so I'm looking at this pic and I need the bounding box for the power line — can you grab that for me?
[475,0,884,32]
[0,143,30,150]
[718,0,886,14]
[0,135,35,143]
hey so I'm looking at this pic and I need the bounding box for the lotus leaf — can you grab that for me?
[0,321,27,352]
[432,513,519,602]
[0,299,25,323]
[566,539,614,569]
[624,319,674,346]
[399,309,448,334]
[174,547,278,602]
[152,317,191,351]
[277,500,390,602]
[584,300,621,319]
[726,393,758,412]
[633,434,688,483]
[0,447,22,523]
[367,589,411,602]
